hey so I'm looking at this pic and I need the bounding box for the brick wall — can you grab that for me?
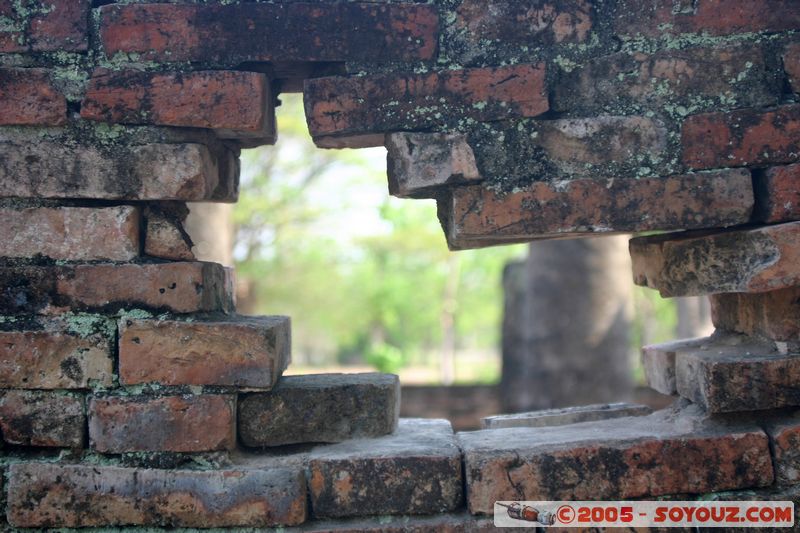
[1,0,800,529]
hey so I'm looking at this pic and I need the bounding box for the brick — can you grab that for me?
[631,223,800,297]
[701,486,800,533]
[711,287,800,342]
[300,513,479,533]
[615,0,800,37]
[0,262,233,315]
[386,132,481,198]
[0,317,113,389]
[304,64,548,148]
[785,42,800,94]
[552,44,777,114]
[642,337,709,395]
[481,403,652,430]
[0,206,140,261]
[0,139,233,202]
[459,405,773,513]
[239,373,399,447]
[82,70,276,143]
[88,394,236,453]
[6,462,306,528]
[144,208,195,261]
[765,413,800,486]
[0,390,84,448]
[682,104,800,170]
[119,315,289,388]
[0,68,67,126]
[439,169,753,249]
[307,419,462,518]
[0,0,88,52]
[753,164,800,223]
[470,116,670,183]
[675,333,800,413]
[99,3,437,63]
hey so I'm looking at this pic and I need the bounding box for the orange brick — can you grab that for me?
[82,70,275,142]
[88,394,236,453]
[682,104,800,170]
[711,287,800,342]
[0,0,88,52]
[754,163,800,223]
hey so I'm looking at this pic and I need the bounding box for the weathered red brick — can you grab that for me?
[439,169,753,249]
[89,394,236,453]
[765,413,800,486]
[0,262,234,315]
[482,403,652,430]
[239,373,399,447]
[307,419,462,518]
[711,287,800,342]
[682,104,800,170]
[0,390,84,448]
[386,132,481,198]
[615,0,800,37]
[676,333,800,413]
[0,206,140,261]
[456,0,591,45]
[0,68,67,126]
[304,64,548,148]
[144,206,195,261]
[300,513,480,533]
[0,317,113,389]
[0,137,234,202]
[459,405,773,513]
[119,315,289,389]
[631,223,800,296]
[754,164,800,223]
[0,0,88,52]
[7,462,306,528]
[553,43,777,114]
[82,70,275,143]
[786,43,800,93]
[99,2,437,63]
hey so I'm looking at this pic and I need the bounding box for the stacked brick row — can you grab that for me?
[3,0,800,530]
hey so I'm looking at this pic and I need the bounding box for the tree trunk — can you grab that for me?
[501,236,634,412]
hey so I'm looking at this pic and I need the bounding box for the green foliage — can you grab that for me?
[233,94,524,374]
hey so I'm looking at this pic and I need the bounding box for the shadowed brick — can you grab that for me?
[6,462,306,528]
[0,262,233,315]
[754,164,800,223]
[439,169,753,249]
[239,373,399,447]
[0,390,84,448]
[144,208,195,261]
[615,0,800,37]
[88,394,236,453]
[0,68,67,126]
[82,70,276,143]
[482,403,652,429]
[0,140,232,202]
[119,315,289,388]
[304,64,548,148]
[0,206,140,261]
[711,288,800,342]
[786,43,800,93]
[307,419,462,518]
[459,405,773,513]
[99,2,437,63]
[642,337,708,395]
[0,0,89,52]
[386,132,481,198]
[631,223,800,296]
[678,336,800,413]
[765,413,800,486]
[552,44,777,114]
[0,317,113,389]
[682,105,800,170]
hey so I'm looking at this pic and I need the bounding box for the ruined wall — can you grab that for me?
[1,0,800,530]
